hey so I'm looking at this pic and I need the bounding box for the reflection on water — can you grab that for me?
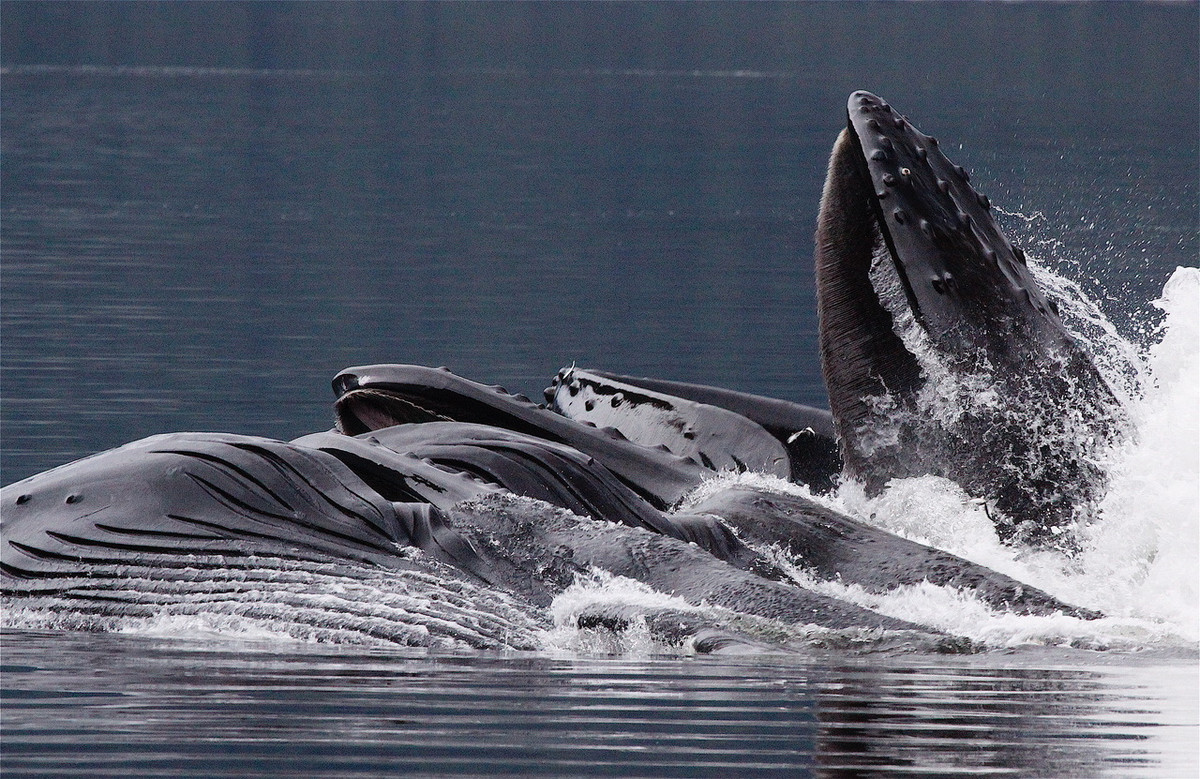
[1,630,1195,778]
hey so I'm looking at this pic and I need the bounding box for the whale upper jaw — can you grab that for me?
[816,91,1072,412]
[842,90,1065,348]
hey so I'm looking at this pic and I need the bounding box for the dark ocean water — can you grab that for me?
[1,3,1197,777]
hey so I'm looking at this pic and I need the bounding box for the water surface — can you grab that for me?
[2,630,1197,778]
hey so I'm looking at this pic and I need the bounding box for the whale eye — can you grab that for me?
[65,494,82,504]
[900,167,911,177]
[16,494,31,505]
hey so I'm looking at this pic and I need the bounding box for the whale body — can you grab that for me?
[1,92,1115,650]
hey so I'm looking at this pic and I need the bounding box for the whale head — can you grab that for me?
[814,91,1124,547]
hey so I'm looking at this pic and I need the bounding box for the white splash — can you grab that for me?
[539,569,704,656]
[1076,267,1199,630]
[673,266,1197,652]
[824,265,1200,649]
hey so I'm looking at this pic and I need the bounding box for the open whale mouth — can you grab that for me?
[333,368,538,436]
[815,92,1121,545]
[815,91,1068,413]
[815,90,1081,415]
[336,386,457,433]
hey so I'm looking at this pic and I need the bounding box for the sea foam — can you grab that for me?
[821,265,1200,649]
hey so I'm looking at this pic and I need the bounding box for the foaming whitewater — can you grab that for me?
[1077,267,1199,631]
[706,264,1198,652]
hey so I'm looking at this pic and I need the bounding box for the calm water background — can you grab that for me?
[2,2,1198,777]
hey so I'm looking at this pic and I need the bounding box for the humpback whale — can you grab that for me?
[1,92,1115,650]
[815,92,1124,546]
